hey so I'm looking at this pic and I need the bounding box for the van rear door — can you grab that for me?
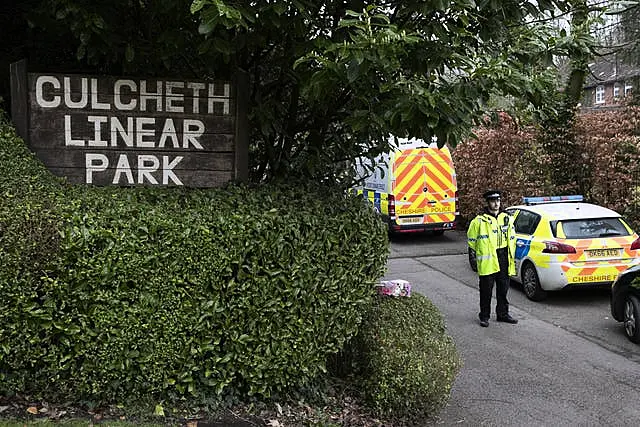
[392,147,456,229]
[421,146,456,226]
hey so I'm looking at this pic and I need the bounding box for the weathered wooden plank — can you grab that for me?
[234,70,249,182]
[28,110,235,132]
[27,73,235,116]
[33,149,235,171]
[47,167,235,188]
[13,69,246,188]
[10,60,29,143]
[28,128,236,152]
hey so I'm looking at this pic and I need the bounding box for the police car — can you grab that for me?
[505,195,640,301]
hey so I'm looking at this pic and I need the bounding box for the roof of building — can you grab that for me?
[584,54,640,88]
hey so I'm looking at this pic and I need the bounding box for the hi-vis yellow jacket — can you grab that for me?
[467,211,516,276]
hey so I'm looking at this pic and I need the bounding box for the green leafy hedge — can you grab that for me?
[0,115,389,406]
[332,293,461,423]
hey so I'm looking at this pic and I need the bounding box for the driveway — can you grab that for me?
[384,231,640,426]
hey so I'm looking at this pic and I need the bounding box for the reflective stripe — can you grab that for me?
[393,147,456,223]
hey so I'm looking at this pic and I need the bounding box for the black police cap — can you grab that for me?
[483,190,502,200]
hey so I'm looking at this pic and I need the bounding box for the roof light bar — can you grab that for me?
[522,195,583,205]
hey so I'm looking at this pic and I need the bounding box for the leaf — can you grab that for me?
[153,404,165,417]
[27,407,38,415]
[125,45,135,63]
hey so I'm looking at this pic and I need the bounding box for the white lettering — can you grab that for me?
[158,118,179,148]
[208,83,230,115]
[163,156,183,185]
[110,116,134,147]
[83,153,186,186]
[165,81,184,113]
[90,78,110,110]
[64,77,88,109]
[114,80,137,110]
[35,75,231,113]
[112,154,134,184]
[87,116,108,146]
[35,76,61,108]
[64,115,84,146]
[187,82,205,113]
[138,155,159,184]
[136,117,156,148]
[65,115,210,148]
[183,119,204,149]
[139,80,162,112]
[86,153,108,183]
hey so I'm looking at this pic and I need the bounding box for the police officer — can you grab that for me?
[467,190,518,327]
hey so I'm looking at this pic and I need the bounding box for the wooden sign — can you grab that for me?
[10,60,248,187]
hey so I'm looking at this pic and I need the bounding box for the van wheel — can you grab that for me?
[623,294,640,343]
[522,262,547,301]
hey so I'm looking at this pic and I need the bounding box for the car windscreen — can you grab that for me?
[558,217,630,239]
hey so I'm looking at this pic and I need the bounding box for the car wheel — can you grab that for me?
[522,262,547,301]
[468,249,477,272]
[623,294,640,343]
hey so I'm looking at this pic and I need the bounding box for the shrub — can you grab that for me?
[453,107,640,229]
[452,113,545,224]
[332,294,461,424]
[573,107,640,229]
[0,114,389,408]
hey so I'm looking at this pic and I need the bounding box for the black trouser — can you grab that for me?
[479,247,510,321]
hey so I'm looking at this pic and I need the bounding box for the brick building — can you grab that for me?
[582,57,640,108]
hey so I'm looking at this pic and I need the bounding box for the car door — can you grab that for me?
[507,209,540,276]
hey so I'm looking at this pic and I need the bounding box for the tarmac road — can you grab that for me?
[384,230,640,426]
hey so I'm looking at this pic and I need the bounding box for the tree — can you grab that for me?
[4,0,579,185]
[191,0,582,184]
[539,0,597,195]
[598,0,640,64]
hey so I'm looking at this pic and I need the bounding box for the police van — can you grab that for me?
[354,136,458,234]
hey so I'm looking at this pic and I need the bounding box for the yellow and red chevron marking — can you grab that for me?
[562,236,636,263]
[561,264,630,273]
[392,147,456,223]
[555,235,639,283]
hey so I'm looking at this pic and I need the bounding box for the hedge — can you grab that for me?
[0,114,390,407]
[331,293,461,424]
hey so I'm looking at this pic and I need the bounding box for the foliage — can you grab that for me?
[574,106,640,228]
[535,0,601,196]
[0,117,389,408]
[330,293,460,424]
[601,0,640,65]
[2,0,585,185]
[453,107,640,230]
[452,113,548,225]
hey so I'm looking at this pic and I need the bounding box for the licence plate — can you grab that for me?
[400,216,423,224]
[586,248,621,258]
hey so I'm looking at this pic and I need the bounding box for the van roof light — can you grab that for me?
[522,195,583,205]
